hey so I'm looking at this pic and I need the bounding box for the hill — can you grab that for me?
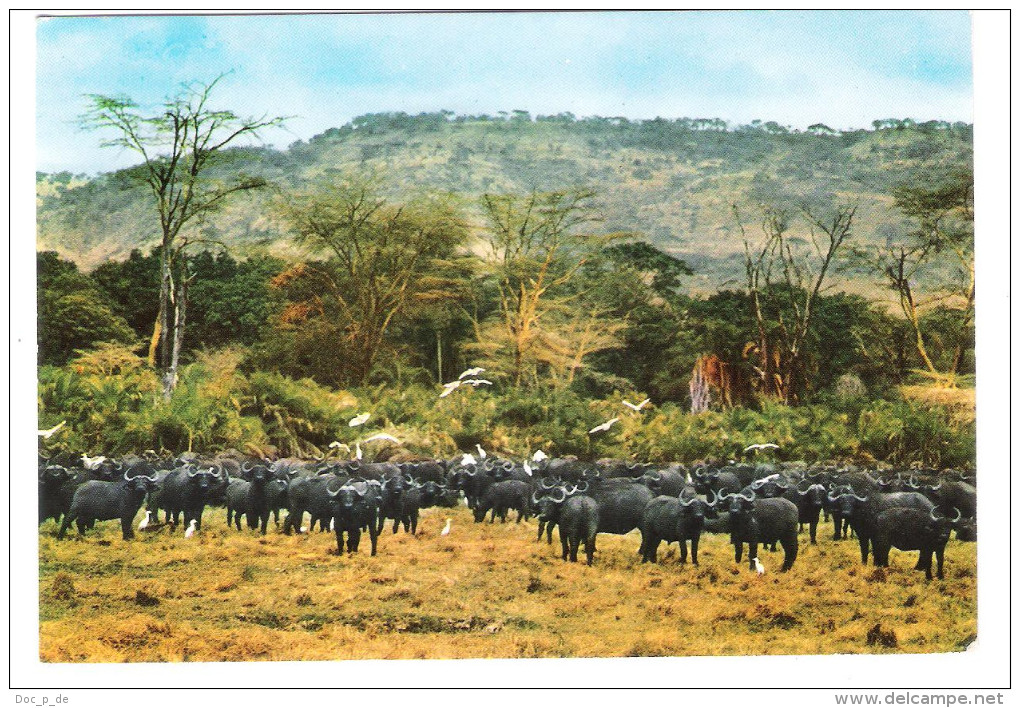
[36,113,972,291]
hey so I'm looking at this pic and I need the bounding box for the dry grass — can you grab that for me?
[39,507,976,662]
[900,385,976,425]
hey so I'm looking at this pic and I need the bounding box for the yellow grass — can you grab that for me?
[901,385,976,425]
[39,507,976,662]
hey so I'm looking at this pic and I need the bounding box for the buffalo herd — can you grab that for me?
[38,449,976,579]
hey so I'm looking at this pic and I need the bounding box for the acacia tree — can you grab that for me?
[738,203,855,403]
[273,175,469,385]
[856,168,974,384]
[474,188,621,388]
[82,75,285,400]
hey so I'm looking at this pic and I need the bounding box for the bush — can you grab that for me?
[37,344,975,467]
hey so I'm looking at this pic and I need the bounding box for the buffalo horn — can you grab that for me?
[550,487,566,503]
[740,490,756,502]
[574,480,589,494]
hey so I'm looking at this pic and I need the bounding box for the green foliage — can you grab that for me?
[39,340,974,469]
[37,252,136,366]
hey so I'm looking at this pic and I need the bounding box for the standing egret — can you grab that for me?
[440,518,452,536]
[355,442,363,461]
[523,461,533,476]
[184,519,197,538]
[349,412,371,427]
[475,444,487,459]
[753,557,765,575]
[138,511,152,531]
[588,417,620,435]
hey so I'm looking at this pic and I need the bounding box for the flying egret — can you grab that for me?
[744,443,780,453]
[753,557,765,575]
[588,417,620,435]
[461,453,477,466]
[329,441,351,453]
[458,367,485,380]
[475,444,487,459]
[532,450,548,463]
[461,379,493,387]
[440,518,453,536]
[363,433,401,444]
[622,398,651,412]
[349,412,371,427]
[439,380,462,398]
[138,511,152,531]
[38,421,66,439]
[184,519,197,538]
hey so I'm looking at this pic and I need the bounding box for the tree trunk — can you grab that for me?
[163,275,189,402]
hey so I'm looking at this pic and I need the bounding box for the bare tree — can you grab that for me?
[475,188,619,388]
[738,203,855,403]
[82,75,286,400]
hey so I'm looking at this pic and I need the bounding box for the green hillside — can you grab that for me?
[37,112,972,290]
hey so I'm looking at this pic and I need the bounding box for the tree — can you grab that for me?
[37,252,135,366]
[273,175,469,386]
[82,75,286,400]
[853,168,974,384]
[737,203,855,403]
[473,188,621,389]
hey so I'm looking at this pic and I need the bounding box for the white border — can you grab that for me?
[9,8,1013,693]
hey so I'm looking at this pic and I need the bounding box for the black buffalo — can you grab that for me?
[57,470,158,540]
[872,507,960,580]
[639,491,718,565]
[721,490,799,572]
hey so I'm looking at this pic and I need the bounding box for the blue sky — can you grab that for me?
[35,11,974,174]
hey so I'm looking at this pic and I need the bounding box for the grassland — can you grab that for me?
[38,505,976,662]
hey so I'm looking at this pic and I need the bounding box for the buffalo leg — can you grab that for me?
[121,516,134,540]
[781,537,797,571]
[57,515,72,539]
[935,547,945,580]
[734,542,743,564]
[569,536,580,562]
[560,534,570,561]
[858,536,870,565]
[584,535,595,565]
[348,527,360,553]
[747,541,758,571]
[690,536,700,566]
[809,520,818,545]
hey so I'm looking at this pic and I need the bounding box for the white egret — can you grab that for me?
[440,518,453,536]
[461,453,477,466]
[355,443,363,461]
[329,441,351,453]
[744,443,780,453]
[462,379,492,387]
[532,450,548,463]
[588,417,620,435]
[439,380,462,398]
[81,454,107,470]
[523,461,533,476]
[458,367,485,380]
[753,557,765,575]
[184,519,197,538]
[38,421,66,439]
[622,398,651,412]
[348,412,371,427]
[138,511,152,531]
[363,433,401,444]
[475,444,487,459]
